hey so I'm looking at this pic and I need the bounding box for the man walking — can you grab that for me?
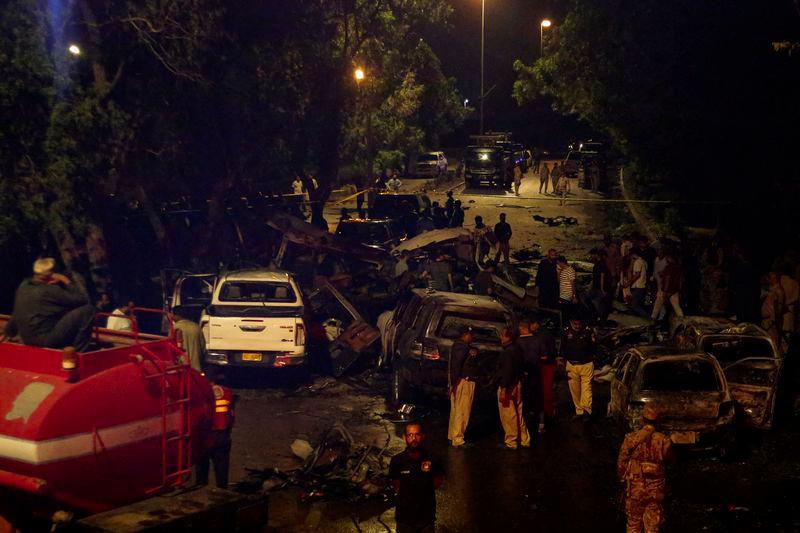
[555,170,571,206]
[1,258,96,351]
[617,406,673,533]
[651,255,684,322]
[390,423,444,533]
[497,327,530,449]
[536,248,560,308]
[539,162,550,194]
[513,162,523,196]
[560,315,596,420]
[494,213,512,263]
[448,328,480,447]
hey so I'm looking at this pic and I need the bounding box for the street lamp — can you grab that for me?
[354,67,365,82]
[480,0,485,134]
[539,19,552,57]
[68,44,81,56]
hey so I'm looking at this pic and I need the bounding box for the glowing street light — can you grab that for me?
[464,98,470,108]
[540,19,552,56]
[68,44,81,56]
[354,68,365,82]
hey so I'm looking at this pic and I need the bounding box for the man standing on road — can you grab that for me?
[617,406,674,533]
[628,249,650,317]
[539,162,550,194]
[555,170,571,206]
[497,327,530,449]
[449,200,465,227]
[448,328,479,448]
[173,306,206,372]
[651,255,685,323]
[516,317,556,433]
[536,248,560,308]
[1,258,96,352]
[513,162,523,196]
[557,256,578,316]
[550,162,562,194]
[560,315,596,421]
[494,213,512,263]
[390,423,444,533]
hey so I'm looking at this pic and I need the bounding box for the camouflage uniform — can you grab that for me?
[617,421,673,533]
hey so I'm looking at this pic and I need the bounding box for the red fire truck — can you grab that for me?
[0,309,263,531]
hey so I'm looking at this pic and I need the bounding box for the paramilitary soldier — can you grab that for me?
[617,405,674,533]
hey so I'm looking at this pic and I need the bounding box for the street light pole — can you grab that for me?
[540,19,552,57]
[480,0,485,135]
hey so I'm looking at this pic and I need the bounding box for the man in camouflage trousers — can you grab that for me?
[617,406,674,533]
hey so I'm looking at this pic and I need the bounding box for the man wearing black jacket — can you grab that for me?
[536,248,560,308]
[1,258,95,351]
[448,328,479,448]
[497,327,530,449]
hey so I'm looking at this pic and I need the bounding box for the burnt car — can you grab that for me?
[335,218,403,249]
[672,317,783,429]
[608,346,736,453]
[378,289,516,404]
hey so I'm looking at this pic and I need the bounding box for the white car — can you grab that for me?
[415,151,448,177]
[201,269,307,368]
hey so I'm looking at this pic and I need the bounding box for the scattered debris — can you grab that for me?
[532,214,578,226]
[291,439,315,461]
[511,248,542,261]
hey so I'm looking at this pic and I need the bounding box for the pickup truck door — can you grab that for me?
[165,271,217,322]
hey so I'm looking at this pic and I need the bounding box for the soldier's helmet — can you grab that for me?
[642,405,659,423]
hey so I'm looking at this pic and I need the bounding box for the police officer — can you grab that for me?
[559,314,596,420]
[448,327,479,448]
[617,405,674,533]
[196,383,235,488]
[497,327,530,449]
[389,423,444,533]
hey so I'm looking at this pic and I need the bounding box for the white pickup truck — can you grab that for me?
[199,269,307,368]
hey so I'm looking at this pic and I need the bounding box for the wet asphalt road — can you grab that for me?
[234,370,800,533]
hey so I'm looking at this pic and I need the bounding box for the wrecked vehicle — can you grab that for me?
[608,346,736,454]
[378,289,516,403]
[335,218,404,249]
[672,317,783,429]
[306,279,381,376]
[201,269,308,369]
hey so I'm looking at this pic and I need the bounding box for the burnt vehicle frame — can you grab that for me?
[607,346,736,454]
[378,289,516,404]
[671,316,784,429]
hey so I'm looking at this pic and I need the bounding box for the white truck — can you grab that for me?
[197,269,307,368]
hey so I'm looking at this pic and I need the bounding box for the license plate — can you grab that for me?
[241,352,263,362]
[670,431,697,444]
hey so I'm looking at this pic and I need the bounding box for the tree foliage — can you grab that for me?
[513,0,800,205]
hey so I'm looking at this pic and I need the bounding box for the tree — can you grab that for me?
[513,0,800,211]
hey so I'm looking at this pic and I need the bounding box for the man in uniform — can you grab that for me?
[173,305,206,373]
[617,405,674,533]
[389,423,444,533]
[559,315,596,420]
[448,327,479,447]
[1,258,96,351]
[497,327,530,449]
[196,381,235,488]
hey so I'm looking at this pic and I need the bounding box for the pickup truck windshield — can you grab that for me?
[218,281,296,303]
[641,360,720,392]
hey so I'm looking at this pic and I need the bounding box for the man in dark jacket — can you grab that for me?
[516,317,556,433]
[1,258,95,351]
[448,328,479,447]
[560,315,597,420]
[494,213,513,263]
[497,327,530,449]
[390,423,444,533]
[536,248,560,308]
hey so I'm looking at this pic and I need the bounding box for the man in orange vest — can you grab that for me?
[196,382,235,488]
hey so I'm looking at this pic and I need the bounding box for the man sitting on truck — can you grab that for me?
[0,258,96,352]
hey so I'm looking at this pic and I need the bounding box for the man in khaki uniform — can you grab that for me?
[173,306,206,372]
[617,406,674,533]
[448,328,479,447]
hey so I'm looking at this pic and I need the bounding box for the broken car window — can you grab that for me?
[700,336,776,363]
[218,281,297,303]
[640,360,720,392]
[436,312,505,343]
